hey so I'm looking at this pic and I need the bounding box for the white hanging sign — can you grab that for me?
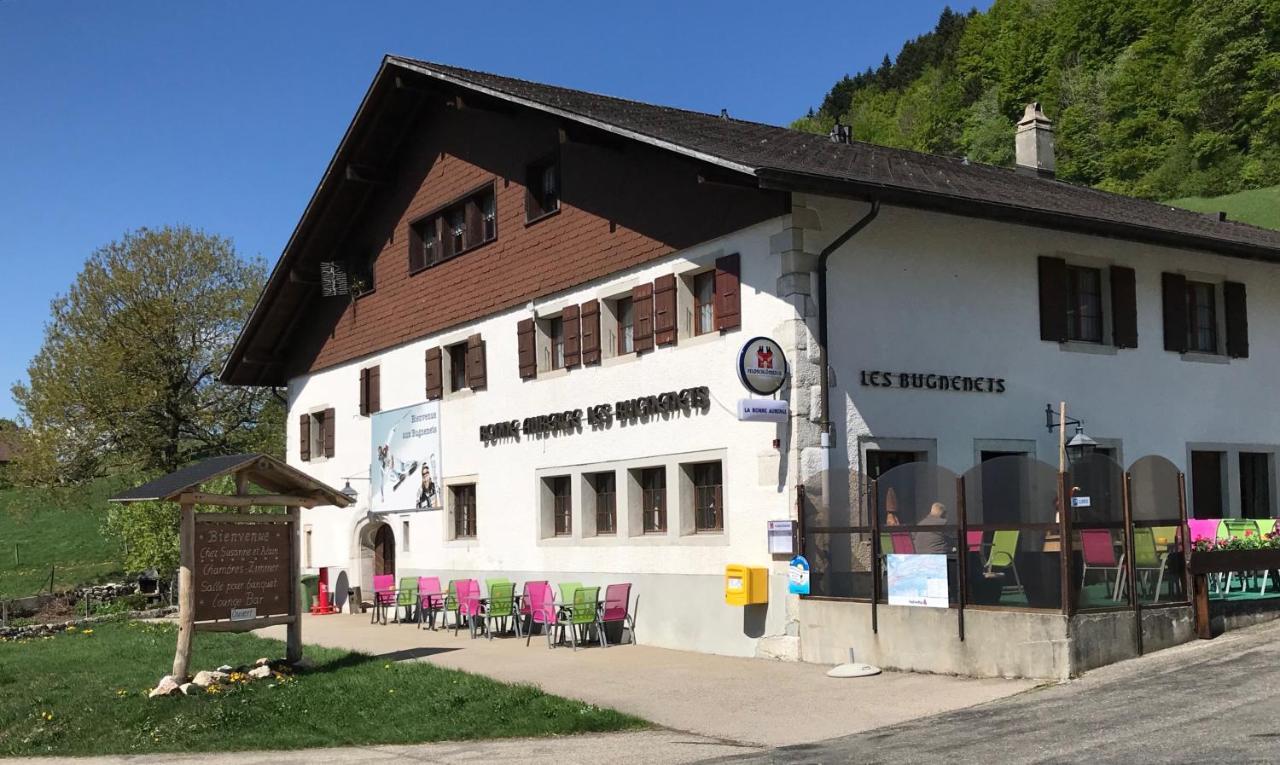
[737,336,788,395]
[737,398,789,423]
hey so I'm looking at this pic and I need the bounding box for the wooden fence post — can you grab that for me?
[172,501,196,680]
[287,506,302,664]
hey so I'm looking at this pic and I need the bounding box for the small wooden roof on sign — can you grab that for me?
[109,453,352,508]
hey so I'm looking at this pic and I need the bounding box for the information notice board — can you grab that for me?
[194,520,293,622]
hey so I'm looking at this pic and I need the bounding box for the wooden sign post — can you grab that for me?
[109,454,352,683]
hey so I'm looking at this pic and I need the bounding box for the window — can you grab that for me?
[640,467,666,533]
[690,462,723,532]
[693,271,715,336]
[1191,451,1225,519]
[548,317,565,370]
[447,342,468,392]
[1240,452,1273,520]
[402,520,411,552]
[451,484,477,539]
[1186,281,1218,353]
[589,472,617,535]
[616,297,635,355]
[525,156,560,221]
[548,476,572,536]
[308,411,326,459]
[1065,265,1103,343]
[409,184,497,272]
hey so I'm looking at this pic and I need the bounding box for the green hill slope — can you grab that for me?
[800,0,1280,201]
[0,478,128,599]
[1168,186,1280,231]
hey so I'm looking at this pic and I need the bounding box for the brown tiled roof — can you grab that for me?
[391,56,1280,261]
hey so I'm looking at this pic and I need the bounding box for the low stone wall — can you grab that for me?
[0,606,176,642]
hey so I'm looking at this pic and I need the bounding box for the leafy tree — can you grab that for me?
[11,226,283,485]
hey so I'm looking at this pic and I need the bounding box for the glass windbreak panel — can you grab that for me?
[805,532,873,599]
[962,456,1062,610]
[876,463,960,605]
[1068,454,1127,611]
[1129,455,1188,606]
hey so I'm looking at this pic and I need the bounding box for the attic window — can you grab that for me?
[525,155,560,222]
[408,183,497,273]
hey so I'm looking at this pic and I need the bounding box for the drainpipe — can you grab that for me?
[816,200,880,515]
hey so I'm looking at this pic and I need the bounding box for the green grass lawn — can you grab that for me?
[0,477,129,599]
[1168,185,1280,231]
[0,620,644,757]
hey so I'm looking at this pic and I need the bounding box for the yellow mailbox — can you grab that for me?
[724,564,768,605]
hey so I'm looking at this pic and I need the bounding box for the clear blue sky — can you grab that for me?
[0,0,989,420]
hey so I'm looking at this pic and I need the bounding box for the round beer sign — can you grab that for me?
[737,336,788,395]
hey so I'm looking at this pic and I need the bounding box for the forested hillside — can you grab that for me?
[795,0,1280,201]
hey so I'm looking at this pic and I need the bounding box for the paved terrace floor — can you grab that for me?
[250,613,1036,748]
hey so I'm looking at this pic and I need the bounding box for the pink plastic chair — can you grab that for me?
[966,530,984,552]
[890,531,915,554]
[417,576,443,630]
[455,579,482,638]
[371,574,396,624]
[521,581,557,647]
[1187,519,1221,544]
[1080,529,1124,601]
[600,583,636,646]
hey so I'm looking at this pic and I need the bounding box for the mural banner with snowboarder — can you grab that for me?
[369,401,442,513]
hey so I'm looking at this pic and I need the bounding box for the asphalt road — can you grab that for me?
[705,619,1280,764]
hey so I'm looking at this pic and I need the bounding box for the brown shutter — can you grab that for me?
[1110,265,1138,349]
[580,299,601,365]
[714,254,741,331]
[323,408,336,458]
[633,283,654,353]
[1162,272,1188,353]
[465,197,482,249]
[359,368,369,416]
[1224,281,1249,358]
[368,365,380,413]
[408,223,425,273]
[653,274,678,346]
[466,334,488,388]
[299,414,311,462]
[562,304,581,368]
[1037,256,1067,342]
[425,347,443,399]
[517,318,538,379]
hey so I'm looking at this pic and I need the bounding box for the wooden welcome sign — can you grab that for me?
[110,454,351,680]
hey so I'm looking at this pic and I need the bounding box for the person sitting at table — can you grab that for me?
[884,487,901,526]
[914,502,955,554]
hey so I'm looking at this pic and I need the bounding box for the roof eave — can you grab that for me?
[756,168,1280,264]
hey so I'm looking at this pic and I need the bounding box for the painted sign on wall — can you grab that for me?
[886,553,949,608]
[194,521,292,622]
[371,401,442,512]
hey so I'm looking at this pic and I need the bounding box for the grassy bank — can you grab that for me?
[0,620,644,757]
[0,478,128,599]
[1168,185,1280,231]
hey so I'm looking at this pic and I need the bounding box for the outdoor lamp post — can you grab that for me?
[341,481,358,502]
[1065,429,1098,464]
[1045,402,1097,467]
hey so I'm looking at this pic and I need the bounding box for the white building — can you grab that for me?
[223,57,1280,677]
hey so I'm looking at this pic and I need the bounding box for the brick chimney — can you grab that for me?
[1015,102,1055,178]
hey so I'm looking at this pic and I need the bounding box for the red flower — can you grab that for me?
[1246,530,1254,537]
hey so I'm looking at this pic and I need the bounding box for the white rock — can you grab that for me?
[192,670,229,687]
[179,683,196,695]
[254,657,271,667]
[248,665,272,679]
[148,675,180,698]
[216,664,233,673]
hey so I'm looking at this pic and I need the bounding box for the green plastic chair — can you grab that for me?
[553,585,603,650]
[485,577,512,591]
[985,530,1023,595]
[481,581,518,639]
[1224,519,1260,539]
[441,579,459,630]
[558,581,582,605]
[1131,528,1172,602]
[395,577,418,622]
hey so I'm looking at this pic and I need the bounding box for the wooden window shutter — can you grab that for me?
[633,282,654,353]
[562,304,581,368]
[653,274,678,346]
[517,318,538,379]
[425,347,443,399]
[323,408,336,458]
[1037,256,1068,342]
[368,365,381,413]
[299,414,311,462]
[580,299,601,365]
[1224,281,1249,358]
[464,198,482,249]
[466,334,488,388]
[407,224,425,273]
[1110,265,1138,349]
[358,368,369,416]
[714,253,741,331]
[1162,272,1188,353]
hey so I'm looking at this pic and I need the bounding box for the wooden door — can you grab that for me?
[373,524,396,576]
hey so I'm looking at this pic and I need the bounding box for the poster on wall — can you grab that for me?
[886,554,949,608]
[370,401,442,513]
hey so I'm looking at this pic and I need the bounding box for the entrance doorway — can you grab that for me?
[372,523,396,576]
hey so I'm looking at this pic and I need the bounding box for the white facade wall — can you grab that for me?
[288,218,798,656]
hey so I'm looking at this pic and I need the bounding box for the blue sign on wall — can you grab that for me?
[788,555,810,595]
